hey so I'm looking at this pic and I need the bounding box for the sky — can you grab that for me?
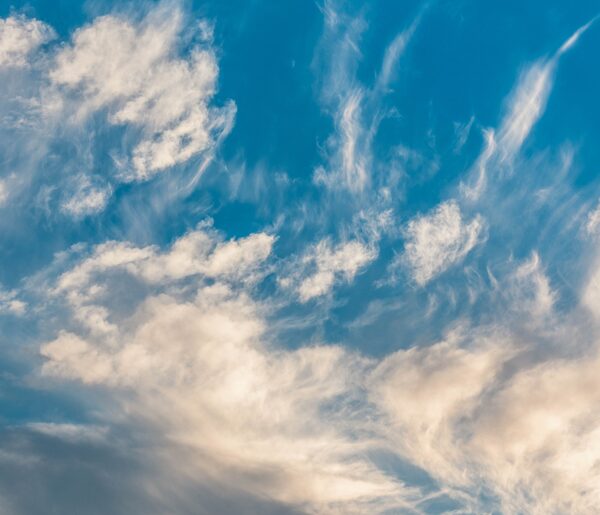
[0,0,600,513]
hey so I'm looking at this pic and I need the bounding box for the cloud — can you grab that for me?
[0,180,10,206]
[48,223,274,337]
[368,321,600,514]
[0,3,234,224]
[506,252,556,320]
[453,115,475,154]
[312,3,421,196]
[39,227,417,514]
[26,423,108,444]
[375,12,422,93]
[0,15,54,68]
[0,287,26,316]
[463,19,597,200]
[39,235,600,514]
[585,200,600,236]
[280,238,376,302]
[49,3,235,181]
[467,350,600,514]
[369,328,514,488]
[31,214,600,514]
[60,175,112,218]
[400,200,484,285]
[4,5,600,515]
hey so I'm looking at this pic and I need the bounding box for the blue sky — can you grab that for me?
[1,1,600,513]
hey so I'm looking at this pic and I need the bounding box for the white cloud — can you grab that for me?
[56,225,274,292]
[0,15,54,68]
[0,5,235,222]
[0,180,8,206]
[369,325,600,514]
[338,90,369,192]
[313,5,420,195]
[586,200,600,236]
[507,252,556,320]
[376,13,422,92]
[40,230,417,514]
[51,223,274,337]
[582,257,600,319]
[369,329,513,487]
[401,200,484,285]
[462,19,596,200]
[35,215,600,513]
[282,238,376,302]
[469,349,600,514]
[49,4,235,181]
[314,87,372,193]
[60,176,112,218]
[0,287,26,316]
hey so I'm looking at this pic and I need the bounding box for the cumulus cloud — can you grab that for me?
[400,200,484,285]
[0,15,54,68]
[281,238,376,302]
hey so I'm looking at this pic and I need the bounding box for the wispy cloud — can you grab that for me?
[398,200,485,285]
[3,3,600,514]
[38,224,419,514]
[463,18,597,200]
[313,2,422,197]
[0,2,234,225]
[280,237,376,302]
[0,15,54,68]
[48,3,235,181]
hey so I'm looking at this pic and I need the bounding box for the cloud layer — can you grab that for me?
[1,2,600,514]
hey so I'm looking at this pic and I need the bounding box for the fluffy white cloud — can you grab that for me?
[401,200,484,285]
[0,15,54,68]
[369,329,514,486]
[281,238,376,302]
[369,326,600,514]
[0,5,234,224]
[35,216,600,513]
[60,176,112,218]
[49,4,235,180]
[40,227,417,514]
[51,223,274,337]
